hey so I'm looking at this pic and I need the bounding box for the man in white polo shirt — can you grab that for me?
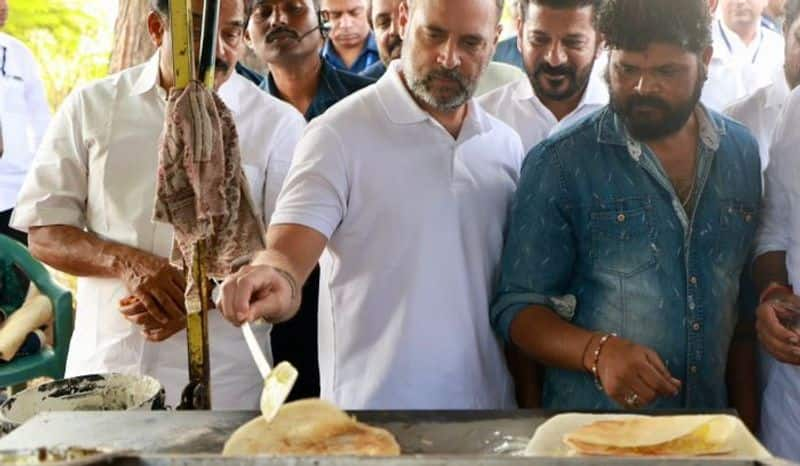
[219,0,522,409]
[478,0,606,154]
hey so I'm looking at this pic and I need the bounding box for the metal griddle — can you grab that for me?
[0,410,797,465]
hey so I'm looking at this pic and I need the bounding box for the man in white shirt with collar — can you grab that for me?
[219,0,522,410]
[11,0,305,409]
[478,0,606,154]
[0,0,50,245]
[725,0,800,171]
[703,0,785,110]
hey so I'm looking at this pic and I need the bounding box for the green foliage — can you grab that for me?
[4,0,113,110]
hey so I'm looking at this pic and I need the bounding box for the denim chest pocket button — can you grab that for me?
[589,204,658,276]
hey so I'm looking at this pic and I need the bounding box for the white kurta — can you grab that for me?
[271,62,521,410]
[11,55,306,409]
[724,68,791,172]
[0,32,51,211]
[753,86,800,462]
[702,18,785,111]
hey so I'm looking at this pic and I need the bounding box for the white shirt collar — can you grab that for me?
[717,18,764,62]
[378,61,492,138]
[131,53,167,100]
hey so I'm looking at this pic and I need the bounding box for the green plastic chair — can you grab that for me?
[0,234,73,386]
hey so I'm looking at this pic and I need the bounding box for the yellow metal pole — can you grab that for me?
[169,0,211,410]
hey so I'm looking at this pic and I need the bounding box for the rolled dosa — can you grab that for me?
[223,399,401,457]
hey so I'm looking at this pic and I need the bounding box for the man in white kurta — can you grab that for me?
[702,0,785,110]
[217,0,521,410]
[752,86,800,462]
[477,0,608,154]
[11,1,305,409]
[724,1,800,171]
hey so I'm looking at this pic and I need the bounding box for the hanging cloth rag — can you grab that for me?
[153,81,266,298]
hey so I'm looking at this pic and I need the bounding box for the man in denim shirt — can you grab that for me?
[491,0,761,427]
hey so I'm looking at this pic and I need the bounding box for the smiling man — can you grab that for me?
[491,0,761,429]
[478,0,607,153]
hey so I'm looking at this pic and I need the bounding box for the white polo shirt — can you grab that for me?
[477,73,608,154]
[724,67,791,172]
[271,62,522,410]
[702,18,784,111]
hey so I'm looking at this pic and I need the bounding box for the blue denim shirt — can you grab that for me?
[491,106,761,410]
[322,32,380,74]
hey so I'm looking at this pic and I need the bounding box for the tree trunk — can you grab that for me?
[109,0,156,73]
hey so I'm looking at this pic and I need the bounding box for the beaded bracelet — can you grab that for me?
[591,333,617,391]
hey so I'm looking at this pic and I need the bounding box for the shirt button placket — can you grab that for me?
[686,269,701,404]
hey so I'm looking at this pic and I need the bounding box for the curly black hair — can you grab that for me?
[597,0,712,54]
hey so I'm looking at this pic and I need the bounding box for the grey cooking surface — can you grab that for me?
[0,411,796,466]
[0,410,541,455]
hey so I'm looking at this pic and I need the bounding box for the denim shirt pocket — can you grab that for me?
[589,198,658,277]
[714,199,758,268]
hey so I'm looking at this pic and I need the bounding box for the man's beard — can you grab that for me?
[529,61,593,102]
[606,66,706,141]
[402,52,483,111]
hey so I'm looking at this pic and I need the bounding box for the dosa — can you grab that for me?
[563,415,737,456]
[223,399,401,456]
